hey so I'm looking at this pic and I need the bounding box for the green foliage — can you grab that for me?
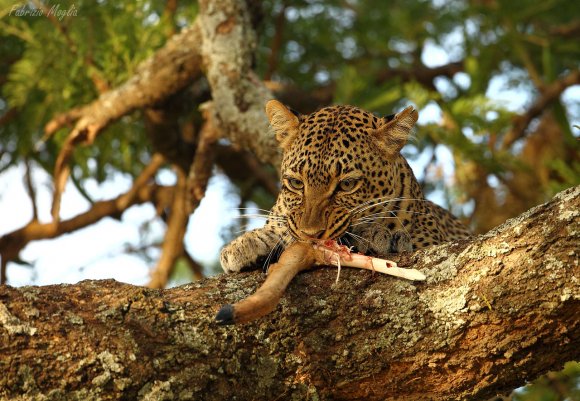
[256,0,579,210]
[0,0,196,181]
[513,361,580,401]
[547,159,580,195]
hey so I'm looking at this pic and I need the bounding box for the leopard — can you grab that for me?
[220,100,470,273]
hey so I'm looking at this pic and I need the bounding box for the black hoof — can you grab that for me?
[215,304,236,325]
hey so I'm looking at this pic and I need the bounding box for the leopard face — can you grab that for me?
[266,100,421,247]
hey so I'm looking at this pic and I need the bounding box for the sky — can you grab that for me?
[1,38,578,287]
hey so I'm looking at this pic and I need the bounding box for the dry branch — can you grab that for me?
[501,68,580,149]
[147,169,190,289]
[1,185,578,400]
[46,22,203,221]
[0,154,168,285]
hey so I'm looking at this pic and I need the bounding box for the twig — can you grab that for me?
[501,69,580,149]
[116,153,165,211]
[188,108,219,207]
[23,159,38,221]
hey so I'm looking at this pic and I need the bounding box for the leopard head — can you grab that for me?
[266,100,419,243]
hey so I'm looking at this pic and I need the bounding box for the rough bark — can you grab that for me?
[198,0,280,168]
[0,186,578,400]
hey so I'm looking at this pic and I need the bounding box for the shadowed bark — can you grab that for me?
[1,185,578,400]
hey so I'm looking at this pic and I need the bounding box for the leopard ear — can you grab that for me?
[371,106,418,156]
[265,100,300,149]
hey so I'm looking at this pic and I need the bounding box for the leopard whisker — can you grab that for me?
[353,210,428,224]
[351,210,412,239]
[350,217,398,227]
[345,231,373,246]
[233,207,280,214]
[262,230,291,272]
[233,214,285,221]
[351,197,432,215]
[339,235,353,249]
[361,209,429,219]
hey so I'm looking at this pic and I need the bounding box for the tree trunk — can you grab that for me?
[0,186,578,400]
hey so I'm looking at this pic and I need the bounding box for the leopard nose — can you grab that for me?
[300,229,325,239]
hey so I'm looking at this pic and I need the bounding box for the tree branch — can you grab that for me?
[46,22,203,220]
[1,185,578,399]
[188,108,220,206]
[264,2,288,81]
[23,159,38,221]
[501,68,580,149]
[147,169,189,289]
[198,0,279,168]
[375,61,465,90]
[0,154,169,285]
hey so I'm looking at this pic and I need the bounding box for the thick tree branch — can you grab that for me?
[0,186,578,400]
[43,24,203,140]
[199,0,279,168]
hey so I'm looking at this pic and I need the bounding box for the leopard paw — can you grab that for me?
[220,229,281,273]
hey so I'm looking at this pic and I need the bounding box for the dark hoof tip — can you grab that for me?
[215,304,235,325]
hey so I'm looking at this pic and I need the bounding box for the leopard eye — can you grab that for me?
[286,178,304,191]
[339,178,358,192]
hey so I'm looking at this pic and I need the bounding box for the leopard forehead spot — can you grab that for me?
[283,105,381,181]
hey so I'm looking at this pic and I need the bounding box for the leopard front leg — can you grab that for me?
[220,227,285,273]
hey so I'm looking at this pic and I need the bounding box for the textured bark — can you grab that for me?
[198,0,279,168]
[0,185,578,400]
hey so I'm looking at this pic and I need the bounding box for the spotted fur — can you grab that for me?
[220,101,470,273]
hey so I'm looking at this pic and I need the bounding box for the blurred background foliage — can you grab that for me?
[0,1,579,397]
[0,1,579,278]
[512,361,580,401]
